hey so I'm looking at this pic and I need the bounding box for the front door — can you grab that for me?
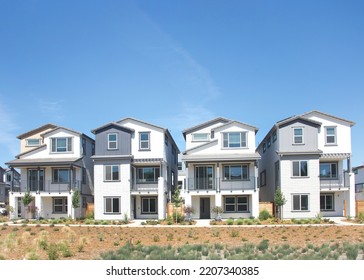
[200,197,210,219]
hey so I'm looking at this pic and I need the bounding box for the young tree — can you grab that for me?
[22,191,34,219]
[72,189,81,220]
[172,187,183,223]
[274,188,287,221]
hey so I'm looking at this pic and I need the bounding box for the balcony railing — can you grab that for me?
[12,180,81,193]
[320,174,349,190]
[132,181,159,192]
[186,177,256,192]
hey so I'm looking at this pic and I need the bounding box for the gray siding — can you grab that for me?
[94,126,132,156]
[279,120,319,152]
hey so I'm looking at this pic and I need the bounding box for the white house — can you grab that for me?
[6,124,95,219]
[181,117,261,219]
[257,111,355,219]
[92,118,179,220]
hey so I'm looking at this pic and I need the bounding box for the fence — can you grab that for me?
[356,200,364,215]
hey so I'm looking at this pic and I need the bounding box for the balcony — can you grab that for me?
[320,174,350,190]
[12,180,81,194]
[132,182,159,192]
[186,177,256,192]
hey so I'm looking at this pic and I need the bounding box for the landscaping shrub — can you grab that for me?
[258,209,271,221]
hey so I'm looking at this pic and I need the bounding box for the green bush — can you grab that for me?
[226,218,234,225]
[258,209,271,221]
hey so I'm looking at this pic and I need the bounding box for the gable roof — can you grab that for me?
[91,122,135,134]
[212,120,259,134]
[41,127,94,142]
[182,117,231,139]
[302,110,355,127]
[17,123,57,139]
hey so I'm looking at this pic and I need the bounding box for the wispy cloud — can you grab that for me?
[38,99,64,120]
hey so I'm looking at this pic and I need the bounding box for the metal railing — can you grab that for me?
[319,174,349,190]
[13,180,81,193]
[186,177,256,192]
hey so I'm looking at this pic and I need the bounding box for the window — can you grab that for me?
[224,196,249,212]
[320,163,338,179]
[104,197,120,214]
[223,132,247,148]
[195,166,214,189]
[267,137,271,148]
[263,143,266,153]
[139,132,150,150]
[137,167,160,183]
[293,128,303,144]
[142,197,157,214]
[260,170,266,187]
[320,194,334,211]
[108,133,118,150]
[355,183,364,193]
[82,138,86,155]
[51,137,72,153]
[292,161,308,177]
[192,133,209,142]
[26,138,41,147]
[273,130,277,142]
[53,197,68,213]
[92,143,95,155]
[52,168,70,183]
[178,162,183,171]
[325,127,337,145]
[82,167,86,184]
[223,165,248,180]
[104,165,120,181]
[292,194,309,211]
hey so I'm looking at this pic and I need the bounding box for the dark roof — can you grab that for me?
[17,124,57,139]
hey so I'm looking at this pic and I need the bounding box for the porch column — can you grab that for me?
[68,193,74,219]
[158,177,166,220]
[251,191,260,218]
[37,167,41,193]
[348,172,356,217]
[216,163,220,192]
[35,194,41,219]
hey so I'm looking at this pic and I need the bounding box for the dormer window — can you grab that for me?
[108,133,118,150]
[325,127,337,145]
[26,138,41,147]
[293,128,303,144]
[192,133,209,142]
[223,132,247,148]
[51,137,73,153]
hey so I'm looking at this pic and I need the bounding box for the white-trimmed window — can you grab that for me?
[325,127,337,145]
[104,165,120,181]
[292,194,309,211]
[192,133,209,142]
[108,133,118,150]
[292,161,308,177]
[223,164,249,180]
[224,196,249,213]
[26,138,41,147]
[139,132,150,150]
[355,183,364,193]
[52,168,70,183]
[293,128,303,144]
[53,197,68,213]
[320,162,338,179]
[320,194,334,211]
[142,197,157,214]
[137,167,160,183]
[104,197,120,214]
[51,137,73,153]
[223,132,247,148]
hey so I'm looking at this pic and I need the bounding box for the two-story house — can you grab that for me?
[353,165,364,200]
[0,167,20,204]
[91,118,179,221]
[181,117,261,219]
[6,124,95,219]
[257,111,355,219]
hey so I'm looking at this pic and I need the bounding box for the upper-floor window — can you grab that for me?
[178,162,183,171]
[108,133,118,150]
[223,164,249,180]
[272,130,277,142]
[139,132,150,150]
[92,143,95,155]
[51,137,73,153]
[293,128,303,144]
[223,132,247,148]
[192,133,209,142]
[292,160,308,177]
[26,138,41,147]
[263,143,266,153]
[325,127,337,145]
[52,168,70,183]
[320,162,337,179]
[267,137,271,148]
[137,167,160,183]
[104,165,120,182]
[82,138,86,155]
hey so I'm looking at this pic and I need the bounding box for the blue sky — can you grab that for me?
[0,0,363,167]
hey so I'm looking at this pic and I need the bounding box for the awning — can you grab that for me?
[6,157,83,168]
[320,153,351,160]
